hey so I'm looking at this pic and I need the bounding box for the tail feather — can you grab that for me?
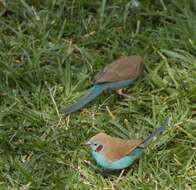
[62,85,106,115]
[140,117,170,148]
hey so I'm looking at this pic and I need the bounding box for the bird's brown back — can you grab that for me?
[94,55,144,84]
[104,136,143,162]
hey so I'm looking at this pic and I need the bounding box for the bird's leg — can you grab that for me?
[116,88,131,98]
[116,169,125,183]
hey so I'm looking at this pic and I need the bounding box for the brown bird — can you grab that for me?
[62,55,144,115]
[85,117,169,170]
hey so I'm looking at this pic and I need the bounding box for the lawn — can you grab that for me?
[0,0,195,189]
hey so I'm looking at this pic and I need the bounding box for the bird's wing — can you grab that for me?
[94,56,144,84]
[104,137,143,162]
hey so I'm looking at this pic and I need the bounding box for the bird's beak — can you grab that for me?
[84,141,91,146]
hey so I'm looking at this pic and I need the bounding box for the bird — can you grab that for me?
[62,55,144,115]
[85,117,169,170]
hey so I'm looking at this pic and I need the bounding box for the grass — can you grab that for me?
[0,0,195,189]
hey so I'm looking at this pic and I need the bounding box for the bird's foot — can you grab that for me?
[116,89,131,98]
[116,169,125,183]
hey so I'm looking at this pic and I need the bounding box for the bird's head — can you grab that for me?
[85,133,110,153]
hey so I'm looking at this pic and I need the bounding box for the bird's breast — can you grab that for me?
[92,151,111,168]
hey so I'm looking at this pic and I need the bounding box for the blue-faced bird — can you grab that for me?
[62,55,144,115]
[85,117,169,170]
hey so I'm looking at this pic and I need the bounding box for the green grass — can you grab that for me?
[0,0,195,189]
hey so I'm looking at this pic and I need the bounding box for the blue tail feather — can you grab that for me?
[140,117,170,148]
[62,85,106,115]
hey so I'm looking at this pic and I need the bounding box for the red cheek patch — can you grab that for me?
[96,145,103,152]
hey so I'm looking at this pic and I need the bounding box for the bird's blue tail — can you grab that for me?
[140,117,170,148]
[62,84,106,115]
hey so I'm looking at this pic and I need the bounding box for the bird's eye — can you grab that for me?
[94,143,97,146]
